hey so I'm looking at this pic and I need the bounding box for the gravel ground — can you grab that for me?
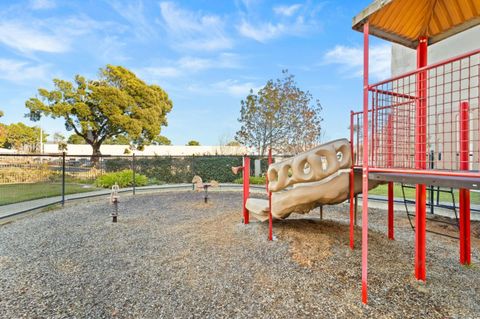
[0,191,479,318]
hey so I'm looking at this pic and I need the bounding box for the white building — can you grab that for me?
[42,143,249,156]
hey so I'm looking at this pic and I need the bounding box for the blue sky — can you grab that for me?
[0,0,393,145]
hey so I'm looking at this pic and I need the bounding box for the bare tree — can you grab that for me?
[235,70,323,155]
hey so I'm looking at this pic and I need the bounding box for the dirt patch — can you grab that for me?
[276,219,332,267]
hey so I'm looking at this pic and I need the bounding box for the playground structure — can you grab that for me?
[236,0,480,305]
[240,139,381,222]
[351,0,480,304]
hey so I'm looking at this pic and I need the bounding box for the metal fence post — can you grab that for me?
[62,152,66,207]
[132,153,136,195]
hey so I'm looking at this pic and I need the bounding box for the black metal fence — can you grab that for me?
[0,153,279,216]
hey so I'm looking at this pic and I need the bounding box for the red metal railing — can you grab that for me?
[352,48,480,178]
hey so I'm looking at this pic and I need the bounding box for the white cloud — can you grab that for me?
[142,66,180,78]
[140,53,241,80]
[0,59,50,83]
[273,4,302,16]
[178,53,241,71]
[213,79,260,97]
[237,3,320,42]
[30,0,56,10]
[108,0,155,40]
[0,21,68,53]
[0,15,122,57]
[159,2,232,51]
[323,44,391,80]
[237,20,286,42]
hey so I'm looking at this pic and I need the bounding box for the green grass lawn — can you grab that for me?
[369,183,480,205]
[0,182,100,206]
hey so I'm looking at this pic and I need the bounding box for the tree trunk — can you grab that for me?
[91,143,102,168]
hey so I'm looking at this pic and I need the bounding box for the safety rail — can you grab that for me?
[351,48,480,178]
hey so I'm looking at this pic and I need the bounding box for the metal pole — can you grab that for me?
[459,101,471,265]
[415,36,428,282]
[361,21,370,304]
[132,153,136,195]
[387,114,394,240]
[62,152,66,207]
[268,147,273,241]
[349,111,355,249]
[243,156,250,224]
[429,150,435,215]
[354,195,358,226]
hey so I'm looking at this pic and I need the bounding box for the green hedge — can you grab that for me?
[233,176,267,185]
[103,156,244,184]
[95,169,148,188]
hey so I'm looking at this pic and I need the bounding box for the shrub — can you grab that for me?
[0,165,54,184]
[103,156,243,184]
[95,169,148,188]
[233,176,266,185]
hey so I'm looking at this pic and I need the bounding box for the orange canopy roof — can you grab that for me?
[352,0,480,48]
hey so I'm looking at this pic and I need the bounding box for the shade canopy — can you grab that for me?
[352,0,480,48]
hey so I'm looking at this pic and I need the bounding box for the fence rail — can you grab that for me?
[0,153,289,214]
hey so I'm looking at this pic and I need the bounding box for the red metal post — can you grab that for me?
[243,156,250,224]
[415,36,428,281]
[349,111,355,249]
[361,22,370,304]
[268,148,273,241]
[459,101,471,265]
[387,114,394,240]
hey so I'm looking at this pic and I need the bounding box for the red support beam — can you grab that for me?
[388,183,394,240]
[387,114,394,240]
[459,101,471,265]
[243,156,250,224]
[268,148,273,241]
[415,36,428,281]
[361,22,370,304]
[349,111,355,249]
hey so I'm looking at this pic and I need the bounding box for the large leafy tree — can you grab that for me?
[235,70,323,155]
[152,135,171,145]
[104,134,131,145]
[25,65,173,158]
[0,110,6,147]
[4,122,47,153]
[67,133,86,144]
[0,124,6,147]
[186,140,200,146]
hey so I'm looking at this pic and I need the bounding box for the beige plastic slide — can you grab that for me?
[245,138,381,221]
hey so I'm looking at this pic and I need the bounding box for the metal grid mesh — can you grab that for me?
[352,49,480,175]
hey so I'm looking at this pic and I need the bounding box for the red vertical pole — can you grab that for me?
[243,156,250,224]
[459,101,471,265]
[387,114,394,240]
[361,22,370,304]
[349,111,355,249]
[268,148,273,241]
[388,183,394,239]
[415,36,428,281]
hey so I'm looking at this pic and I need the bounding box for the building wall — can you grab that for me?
[391,25,480,76]
[43,144,249,156]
